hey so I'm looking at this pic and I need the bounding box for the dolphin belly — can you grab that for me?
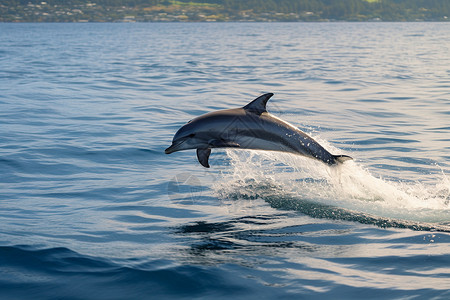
[233,136,295,153]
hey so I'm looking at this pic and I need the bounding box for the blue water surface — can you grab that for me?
[0,22,449,299]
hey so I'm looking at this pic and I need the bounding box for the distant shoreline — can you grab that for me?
[2,20,449,23]
[1,0,448,23]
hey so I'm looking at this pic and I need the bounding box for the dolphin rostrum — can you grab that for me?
[165,93,352,168]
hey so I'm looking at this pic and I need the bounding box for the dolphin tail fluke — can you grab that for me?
[197,148,211,168]
[333,155,353,164]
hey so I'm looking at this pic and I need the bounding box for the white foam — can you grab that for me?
[213,146,450,224]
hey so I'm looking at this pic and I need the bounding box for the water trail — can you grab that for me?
[213,146,450,230]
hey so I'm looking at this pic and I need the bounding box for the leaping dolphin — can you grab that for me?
[165,93,352,168]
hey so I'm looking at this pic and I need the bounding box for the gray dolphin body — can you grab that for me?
[165,93,352,168]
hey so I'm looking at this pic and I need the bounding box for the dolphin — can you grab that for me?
[165,93,352,168]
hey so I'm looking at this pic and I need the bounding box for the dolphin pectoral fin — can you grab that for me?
[333,155,353,164]
[243,93,274,115]
[197,148,211,168]
[210,139,240,148]
[196,141,240,167]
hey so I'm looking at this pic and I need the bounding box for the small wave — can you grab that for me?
[0,245,248,299]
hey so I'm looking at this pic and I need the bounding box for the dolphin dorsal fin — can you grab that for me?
[243,93,274,115]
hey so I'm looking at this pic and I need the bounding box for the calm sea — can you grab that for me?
[0,22,449,299]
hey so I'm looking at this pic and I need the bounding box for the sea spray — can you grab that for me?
[213,146,450,228]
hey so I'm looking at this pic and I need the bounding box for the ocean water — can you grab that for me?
[0,22,449,299]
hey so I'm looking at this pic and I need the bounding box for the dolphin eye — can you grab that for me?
[189,134,196,138]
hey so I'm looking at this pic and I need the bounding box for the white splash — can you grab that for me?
[213,145,450,225]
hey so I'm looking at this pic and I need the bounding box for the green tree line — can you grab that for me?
[2,0,449,21]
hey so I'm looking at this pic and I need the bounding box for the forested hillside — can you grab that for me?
[2,0,449,22]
